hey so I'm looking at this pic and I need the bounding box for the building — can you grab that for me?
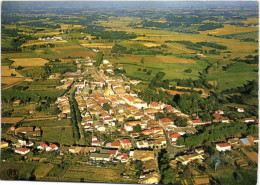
[216,143,231,152]
[120,139,132,149]
[176,152,204,165]
[89,153,112,161]
[240,138,251,146]
[237,108,244,113]
[15,147,30,155]
[170,133,180,142]
[13,100,21,106]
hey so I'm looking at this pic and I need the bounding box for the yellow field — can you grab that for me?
[199,24,258,36]
[81,43,114,49]
[243,17,259,24]
[22,40,67,47]
[142,42,161,47]
[1,117,25,124]
[1,66,23,77]
[10,58,49,67]
[1,77,24,85]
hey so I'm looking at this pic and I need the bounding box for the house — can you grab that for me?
[110,140,121,149]
[159,118,174,127]
[228,138,240,146]
[92,136,98,142]
[15,147,30,155]
[237,107,244,113]
[216,143,231,152]
[176,152,204,165]
[124,121,142,132]
[132,150,155,162]
[116,153,129,163]
[37,143,48,150]
[1,141,9,149]
[215,110,224,115]
[137,140,149,149]
[170,133,180,142]
[89,153,112,161]
[46,144,58,151]
[242,118,255,123]
[120,139,132,149]
[91,141,103,147]
[149,102,161,110]
[240,138,251,146]
[13,99,21,106]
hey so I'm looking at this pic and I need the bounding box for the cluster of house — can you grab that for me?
[56,96,71,118]
[56,77,74,90]
[38,36,63,41]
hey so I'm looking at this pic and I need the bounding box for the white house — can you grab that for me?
[237,108,244,113]
[137,141,149,149]
[216,143,231,152]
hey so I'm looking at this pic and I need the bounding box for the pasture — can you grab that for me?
[34,163,54,179]
[1,77,24,85]
[142,42,161,47]
[10,58,49,67]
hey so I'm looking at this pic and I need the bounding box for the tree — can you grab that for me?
[133,124,142,132]
[103,103,111,111]
[141,57,144,66]
[156,72,165,80]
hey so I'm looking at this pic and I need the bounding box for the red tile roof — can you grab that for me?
[170,133,181,138]
[160,118,172,123]
[192,119,202,123]
[213,113,224,119]
[16,147,30,152]
[108,150,117,155]
[50,144,58,149]
[40,143,48,148]
[111,140,120,146]
[217,143,230,147]
[121,139,131,144]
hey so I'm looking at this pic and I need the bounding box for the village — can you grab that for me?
[1,56,258,184]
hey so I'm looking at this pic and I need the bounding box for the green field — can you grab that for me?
[21,119,74,145]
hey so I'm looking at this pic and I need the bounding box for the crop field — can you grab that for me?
[22,40,68,47]
[1,77,24,85]
[35,163,54,178]
[10,58,49,67]
[63,165,137,183]
[81,43,114,49]
[110,55,208,81]
[1,66,24,77]
[142,42,161,47]
[1,117,25,124]
[199,24,258,36]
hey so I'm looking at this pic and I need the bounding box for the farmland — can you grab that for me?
[10,58,49,67]
[62,165,138,183]
[0,1,258,185]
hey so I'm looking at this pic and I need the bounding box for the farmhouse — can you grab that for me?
[170,133,180,142]
[15,147,30,155]
[237,107,244,113]
[13,99,21,106]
